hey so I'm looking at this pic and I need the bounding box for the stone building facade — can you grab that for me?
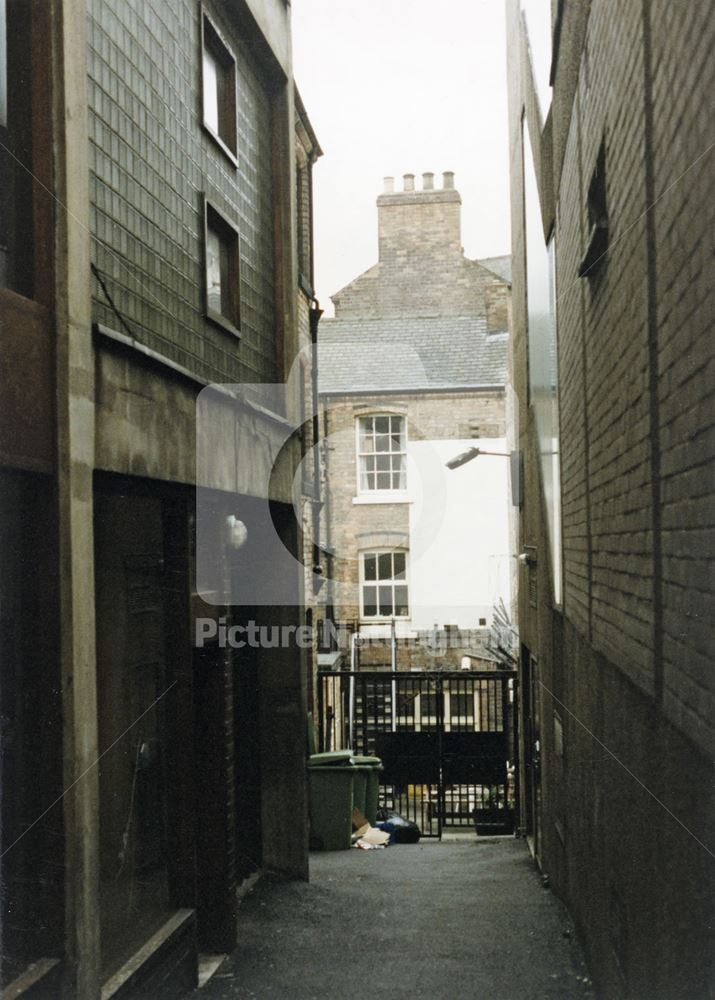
[0,1,319,996]
[318,174,514,671]
[507,1,714,996]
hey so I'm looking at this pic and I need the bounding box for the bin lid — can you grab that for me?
[308,750,354,767]
[350,755,382,767]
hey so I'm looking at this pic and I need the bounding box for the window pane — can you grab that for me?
[363,586,377,617]
[393,552,406,579]
[218,236,231,317]
[398,466,407,490]
[422,693,438,718]
[375,416,389,434]
[378,586,393,616]
[376,472,391,489]
[365,455,376,471]
[397,692,415,719]
[203,48,219,133]
[376,454,390,471]
[362,436,374,454]
[375,433,390,452]
[377,553,392,580]
[364,554,376,581]
[451,693,472,718]
[391,473,401,489]
[206,227,222,314]
[394,586,408,616]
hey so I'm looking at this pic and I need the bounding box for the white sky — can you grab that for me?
[292,0,512,314]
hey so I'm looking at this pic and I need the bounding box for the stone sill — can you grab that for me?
[352,494,412,505]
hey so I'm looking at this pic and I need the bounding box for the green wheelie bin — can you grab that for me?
[307,751,355,850]
[350,755,383,825]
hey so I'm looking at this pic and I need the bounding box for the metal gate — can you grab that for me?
[317,670,518,838]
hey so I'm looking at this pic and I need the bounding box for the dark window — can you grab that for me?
[204,199,240,335]
[201,12,237,162]
[579,141,608,277]
[449,691,474,731]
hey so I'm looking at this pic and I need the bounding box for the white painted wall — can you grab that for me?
[406,438,512,630]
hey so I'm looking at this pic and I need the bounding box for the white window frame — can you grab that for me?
[355,414,408,498]
[359,549,410,622]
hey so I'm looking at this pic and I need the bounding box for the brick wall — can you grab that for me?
[549,0,715,739]
[508,0,715,994]
[650,0,714,749]
[323,391,506,623]
[332,178,509,319]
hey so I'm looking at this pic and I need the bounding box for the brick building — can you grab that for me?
[318,173,514,671]
[0,1,319,996]
[507,1,714,996]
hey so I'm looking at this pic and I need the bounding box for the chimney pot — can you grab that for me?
[422,172,434,190]
[383,176,394,194]
[442,171,455,189]
[403,173,415,192]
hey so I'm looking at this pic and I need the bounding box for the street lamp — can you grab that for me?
[445,446,511,469]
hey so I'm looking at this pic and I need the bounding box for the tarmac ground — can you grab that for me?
[191,837,595,999]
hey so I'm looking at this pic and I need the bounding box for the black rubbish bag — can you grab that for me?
[376,807,421,844]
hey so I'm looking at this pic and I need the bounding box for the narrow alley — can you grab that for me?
[191,841,594,1000]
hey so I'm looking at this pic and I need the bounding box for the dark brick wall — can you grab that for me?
[87,0,277,385]
[649,0,714,745]
[508,0,715,995]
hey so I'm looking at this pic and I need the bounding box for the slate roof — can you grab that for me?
[476,255,512,283]
[318,315,508,394]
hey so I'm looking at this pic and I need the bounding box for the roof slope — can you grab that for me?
[318,315,508,394]
[476,255,512,283]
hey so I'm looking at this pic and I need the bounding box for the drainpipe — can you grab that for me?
[309,298,324,595]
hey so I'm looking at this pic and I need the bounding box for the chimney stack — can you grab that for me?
[377,170,462,263]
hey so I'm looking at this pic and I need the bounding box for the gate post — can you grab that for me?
[437,675,444,840]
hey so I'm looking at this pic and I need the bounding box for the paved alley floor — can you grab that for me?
[193,839,595,1000]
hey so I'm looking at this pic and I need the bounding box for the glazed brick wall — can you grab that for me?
[87,0,277,386]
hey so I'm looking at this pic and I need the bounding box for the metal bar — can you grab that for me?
[317,671,325,753]
[360,672,368,756]
[437,674,443,840]
[390,618,397,732]
[348,635,356,749]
